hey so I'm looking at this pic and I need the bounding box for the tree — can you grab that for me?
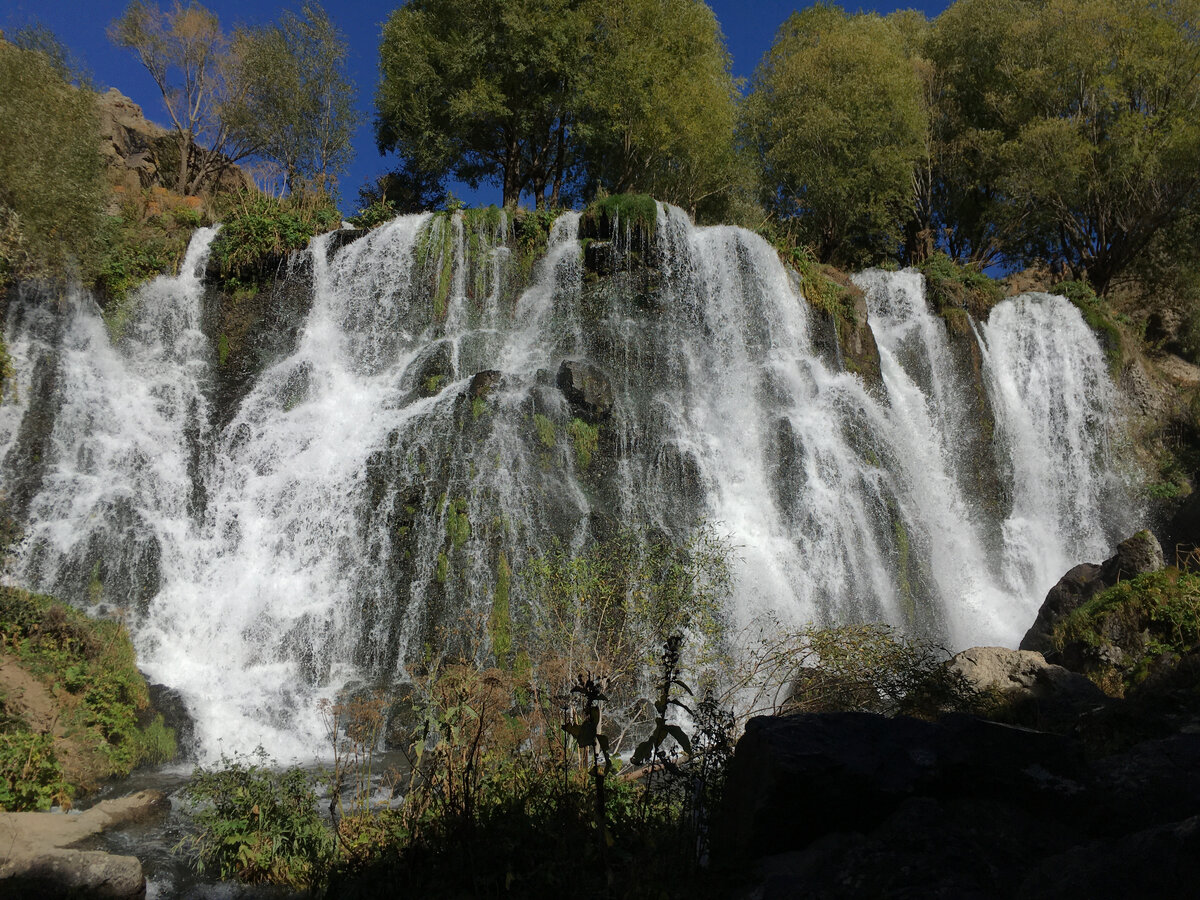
[1000,0,1200,293]
[574,0,744,219]
[0,39,104,284]
[745,4,926,266]
[376,0,585,208]
[231,2,357,198]
[110,2,255,195]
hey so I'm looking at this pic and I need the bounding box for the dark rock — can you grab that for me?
[408,340,455,397]
[146,683,195,760]
[720,712,1081,861]
[1087,734,1200,833]
[467,370,502,400]
[556,360,613,423]
[1018,816,1200,900]
[328,228,368,258]
[1020,531,1164,655]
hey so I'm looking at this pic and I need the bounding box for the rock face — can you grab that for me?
[1021,530,1165,655]
[721,712,1200,899]
[556,360,614,423]
[0,789,168,898]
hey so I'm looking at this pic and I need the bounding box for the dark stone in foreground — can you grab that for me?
[556,359,613,423]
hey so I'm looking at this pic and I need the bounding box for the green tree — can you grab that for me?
[110,1,255,195]
[376,0,585,208]
[1000,0,1200,293]
[574,0,744,220]
[746,3,926,266]
[231,2,357,198]
[0,38,104,284]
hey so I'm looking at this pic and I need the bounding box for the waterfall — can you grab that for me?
[0,213,1139,759]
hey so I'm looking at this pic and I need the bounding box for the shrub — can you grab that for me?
[178,749,334,888]
[0,728,72,811]
[348,197,398,230]
[0,585,177,796]
[919,251,1004,319]
[209,189,339,281]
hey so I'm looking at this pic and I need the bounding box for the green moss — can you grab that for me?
[533,413,556,448]
[471,397,487,420]
[423,374,446,396]
[446,497,471,548]
[435,552,449,584]
[917,252,1003,323]
[488,554,513,665]
[217,334,230,367]
[512,208,558,282]
[0,334,14,402]
[1053,567,1200,693]
[893,516,914,624]
[567,418,600,470]
[87,562,102,606]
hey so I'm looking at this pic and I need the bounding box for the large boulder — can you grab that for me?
[556,360,614,423]
[948,646,1107,731]
[1021,530,1164,655]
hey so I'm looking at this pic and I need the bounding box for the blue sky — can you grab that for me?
[2,1,951,211]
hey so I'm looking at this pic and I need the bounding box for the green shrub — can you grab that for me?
[209,190,339,281]
[0,729,72,811]
[567,418,600,470]
[581,193,658,239]
[178,749,334,888]
[348,197,397,230]
[0,585,177,794]
[919,251,1003,319]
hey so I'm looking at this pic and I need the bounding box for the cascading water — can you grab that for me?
[0,209,1139,759]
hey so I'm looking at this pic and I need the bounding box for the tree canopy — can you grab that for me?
[375,0,743,214]
[745,4,926,266]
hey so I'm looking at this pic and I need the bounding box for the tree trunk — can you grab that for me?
[176,132,191,195]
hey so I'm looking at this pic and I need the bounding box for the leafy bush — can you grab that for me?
[348,197,398,230]
[0,40,104,286]
[581,193,658,239]
[1052,568,1200,695]
[737,621,979,719]
[209,190,339,281]
[0,729,72,811]
[0,585,177,797]
[178,749,334,888]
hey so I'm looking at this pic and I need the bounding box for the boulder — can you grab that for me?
[556,360,613,423]
[0,790,168,899]
[1020,531,1164,655]
[468,370,502,400]
[948,646,1107,730]
[147,682,195,759]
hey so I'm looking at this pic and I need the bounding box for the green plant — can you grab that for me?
[0,730,72,811]
[567,418,599,470]
[209,189,339,281]
[533,413,556,448]
[580,193,658,239]
[349,198,398,230]
[178,748,334,888]
[1050,280,1123,375]
[919,251,1004,319]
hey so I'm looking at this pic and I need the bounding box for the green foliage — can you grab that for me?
[0,729,72,811]
[0,39,104,285]
[566,418,599,470]
[1053,567,1200,695]
[229,2,357,198]
[93,199,201,318]
[348,197,398,230]
[780,242,857,324]
[918,251,1003,324]
[488,554,513,663]
[0,585,177,796]
[178,748,334,888]
[581,193,658,239]
[746,4,926,266]
[739,621,979,720]
[444,497,471,548]
[0,334,15,403]
[533,413,556,449]
[209,190,338,281]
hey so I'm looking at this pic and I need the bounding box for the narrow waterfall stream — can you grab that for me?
[0,207,1140,759]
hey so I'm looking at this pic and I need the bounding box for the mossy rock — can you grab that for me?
[919,252,1004,322]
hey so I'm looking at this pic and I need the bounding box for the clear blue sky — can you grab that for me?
[2,1,951,212]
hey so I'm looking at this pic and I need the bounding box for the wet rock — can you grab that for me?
[0,790,168,899]
[556,360,613,423]
[408,340,455,397]
[328,228,368,258]
[146,682,195,759]
[468,370,502,400]
[1021,531,1164,656]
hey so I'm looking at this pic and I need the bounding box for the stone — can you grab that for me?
[147,682,195,759]
[468,370,502,400]
[556,360,613,423]
[0,790,168,899]
[1020,531,1164,655]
